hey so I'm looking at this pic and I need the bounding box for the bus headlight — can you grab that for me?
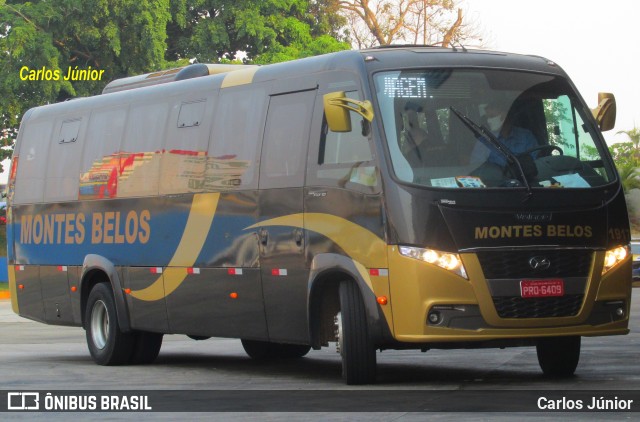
[399,246,468,279]
[602,245,630,275]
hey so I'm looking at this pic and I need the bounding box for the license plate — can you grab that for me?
[520,279,564,298]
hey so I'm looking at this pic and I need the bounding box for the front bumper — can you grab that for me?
[386,246,631,343]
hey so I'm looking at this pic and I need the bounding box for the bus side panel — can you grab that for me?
[165,190,267,339]
[68,266,83,325]
[165,268,266,338]
[123,267,169,332]
[14,265,45,322]
[40,265,75,325]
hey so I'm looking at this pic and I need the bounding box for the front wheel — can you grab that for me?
[336,280,376,385]
[85,283,135,365]
[536,336,580,377]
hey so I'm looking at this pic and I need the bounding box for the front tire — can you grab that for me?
[337,280,376,385]
[536,336,581,377]
[85,283,134,365]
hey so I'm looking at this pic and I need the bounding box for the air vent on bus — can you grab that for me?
[101,63,259,94]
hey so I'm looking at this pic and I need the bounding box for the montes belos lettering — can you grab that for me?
[20,210,151,245]
[475,225,593,240]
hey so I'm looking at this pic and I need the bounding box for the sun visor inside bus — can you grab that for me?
[101,63,259,94]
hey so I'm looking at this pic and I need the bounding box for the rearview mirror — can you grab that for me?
[323,91,374,133]
[591,92,616,132]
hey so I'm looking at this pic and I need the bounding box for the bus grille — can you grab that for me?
[492,294,584,318]
[476,250,593,279]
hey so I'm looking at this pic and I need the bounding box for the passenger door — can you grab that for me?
[258,88,317,343]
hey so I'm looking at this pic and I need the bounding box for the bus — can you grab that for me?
[6,47,631,385]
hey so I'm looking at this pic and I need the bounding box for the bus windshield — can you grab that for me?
[374,69,616,189]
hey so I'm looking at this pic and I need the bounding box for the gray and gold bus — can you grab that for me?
[7,47,631,384]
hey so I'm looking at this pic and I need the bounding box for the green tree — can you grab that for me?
[609,141,639,169]
[616,127,640,165]
[166,0,349,65]
[617,163,640,193]
[0,0,349,167]
[0,0,172,159]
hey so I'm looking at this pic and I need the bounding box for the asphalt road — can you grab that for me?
[1,292,640,421]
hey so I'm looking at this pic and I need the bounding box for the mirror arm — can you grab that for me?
[328,98,375,122]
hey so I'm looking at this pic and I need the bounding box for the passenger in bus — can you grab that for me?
[400,102,433,167]
[469,101,538,167]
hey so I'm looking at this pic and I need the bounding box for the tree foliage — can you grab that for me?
[609,127,640,195]
[166,0,349,64]
[0,0,350,162]
[0,0,174,161]
[335,0,482,48]
[615,127,640,165]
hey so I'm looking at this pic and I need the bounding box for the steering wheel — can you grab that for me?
[522,144,563,157]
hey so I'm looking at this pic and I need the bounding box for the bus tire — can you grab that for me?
[85,283,135,365]
[241,339,273,360]
[270,343,311,359]
[536,336,580,377]
[130,331,163,364]
[337,280,376,385]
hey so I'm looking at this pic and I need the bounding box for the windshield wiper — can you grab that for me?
[449,106,533,198]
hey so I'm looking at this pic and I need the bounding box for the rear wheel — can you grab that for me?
[536,336,581,377]
[336,280,376,385]
[130,331,163,364]
[85,283,134,365]
[241,339,273,360]
[270,343,311,359]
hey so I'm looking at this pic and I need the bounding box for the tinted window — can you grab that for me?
[117,102,170,197]
[45,117,85,202]
[317,92,377,189]
[14,120,54,204]
[79,107,126,199]
[209,87,267,190]
[161,97,214,195]
[259,90,316,189]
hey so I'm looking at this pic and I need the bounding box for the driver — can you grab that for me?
[470,101,538,167]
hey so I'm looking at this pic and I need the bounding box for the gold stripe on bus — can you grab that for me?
[247,213,388,270]
[130,193,220,301]
[221,67,259,88]
[248,214,393,332]
[8,265,19,313]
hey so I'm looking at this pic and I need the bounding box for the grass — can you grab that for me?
[0,283,8,292]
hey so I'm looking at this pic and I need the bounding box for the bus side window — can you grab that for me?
[45,117,85,202]
[209,87,267,190]
[161,97,214,195]
[544,95,578,157]
[13,120,54,204]
[259,90,316,189]
[117,102,171,197]
[317,92,377,190]
[79,107,126,200]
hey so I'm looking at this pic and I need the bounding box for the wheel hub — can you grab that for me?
[90,300,109,350]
